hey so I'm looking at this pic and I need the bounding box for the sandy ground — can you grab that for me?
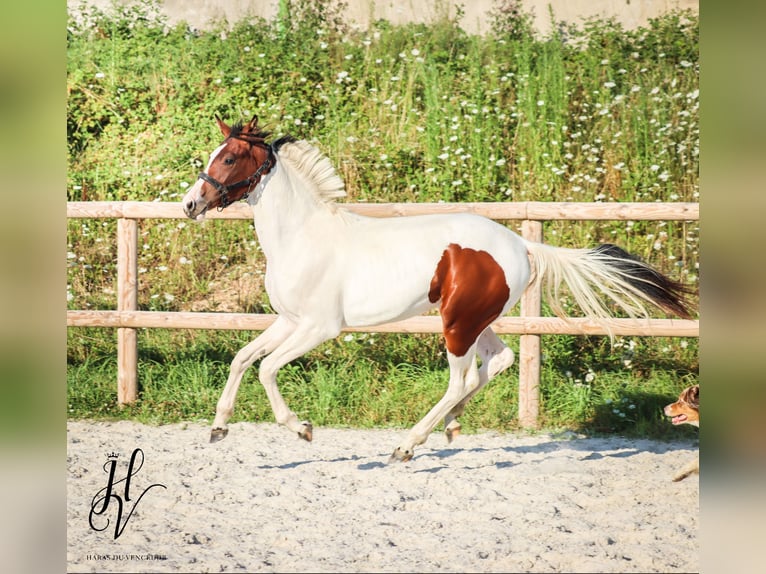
[66,420,698,573]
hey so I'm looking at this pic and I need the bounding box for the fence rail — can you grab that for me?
[66,200,699,427]
[67,200,699,220]
[67,310,698,336]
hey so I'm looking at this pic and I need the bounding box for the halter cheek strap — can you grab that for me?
[197,145,275,210]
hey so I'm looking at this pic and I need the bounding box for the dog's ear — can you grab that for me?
[688,385,699,409]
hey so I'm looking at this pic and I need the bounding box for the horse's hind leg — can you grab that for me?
[390,345,480,463]
[211,316,296,442]
[389,243,512,461]
[444,327,515,442]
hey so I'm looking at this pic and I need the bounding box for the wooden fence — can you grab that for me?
[66,200,699,427]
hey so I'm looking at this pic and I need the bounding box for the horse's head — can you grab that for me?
[182,115,275,219]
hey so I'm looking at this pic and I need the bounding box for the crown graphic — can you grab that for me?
[106,451,119,460]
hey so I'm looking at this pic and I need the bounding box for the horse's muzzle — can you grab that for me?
[183,198,208,220]
[183,199,197,218]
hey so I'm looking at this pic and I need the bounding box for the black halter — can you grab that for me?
[197,144,275,211]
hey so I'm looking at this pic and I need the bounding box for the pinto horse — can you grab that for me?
[182,116,693,462]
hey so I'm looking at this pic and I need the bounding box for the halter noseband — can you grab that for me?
[197,144,275,211]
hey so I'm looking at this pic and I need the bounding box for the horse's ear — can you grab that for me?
[215,115,232,137]
[246,114,259,132]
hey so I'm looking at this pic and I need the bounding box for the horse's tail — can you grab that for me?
[523,241,694,331]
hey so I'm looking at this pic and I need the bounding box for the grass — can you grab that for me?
[67,0,699,439]
[67,329,697,440]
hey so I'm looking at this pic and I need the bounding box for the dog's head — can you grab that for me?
[664,385,699,427]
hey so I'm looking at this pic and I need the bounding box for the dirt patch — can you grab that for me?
[183,262,267,313]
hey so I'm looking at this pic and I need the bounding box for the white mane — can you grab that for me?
[276,140,347,206]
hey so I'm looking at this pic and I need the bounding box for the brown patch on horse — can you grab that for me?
[429,244,510,357]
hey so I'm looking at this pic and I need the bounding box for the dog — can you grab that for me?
[664,385,699,481]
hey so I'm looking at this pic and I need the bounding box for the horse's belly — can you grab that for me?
[341,264,437,327]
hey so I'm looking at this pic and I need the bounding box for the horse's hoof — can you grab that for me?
[445,424,461,443]
[388,447,414,463]
[297,421,313,442]
[210,427,229,443]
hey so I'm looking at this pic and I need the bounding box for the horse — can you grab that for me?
[182,115,693,462]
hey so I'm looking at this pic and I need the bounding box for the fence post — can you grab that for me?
[519,220,542,428]
[117,218,138,404]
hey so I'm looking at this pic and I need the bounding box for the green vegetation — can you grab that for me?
[67,0,699,439]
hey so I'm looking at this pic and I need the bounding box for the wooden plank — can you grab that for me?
[67,310,699,337]
[67,201,700,221]
[524,201,699,221]
[519,220,543,429]
[116,219,138,405]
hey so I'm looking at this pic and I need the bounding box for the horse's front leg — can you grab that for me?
[210,316,296,442]
[257,322,340,441]
[390,347,479,462]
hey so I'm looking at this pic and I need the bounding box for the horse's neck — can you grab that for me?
[251,162,339,255]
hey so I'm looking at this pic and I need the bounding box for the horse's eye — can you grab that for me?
[223,156,235,166]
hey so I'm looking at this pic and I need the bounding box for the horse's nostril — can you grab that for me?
[185,199,195,213]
